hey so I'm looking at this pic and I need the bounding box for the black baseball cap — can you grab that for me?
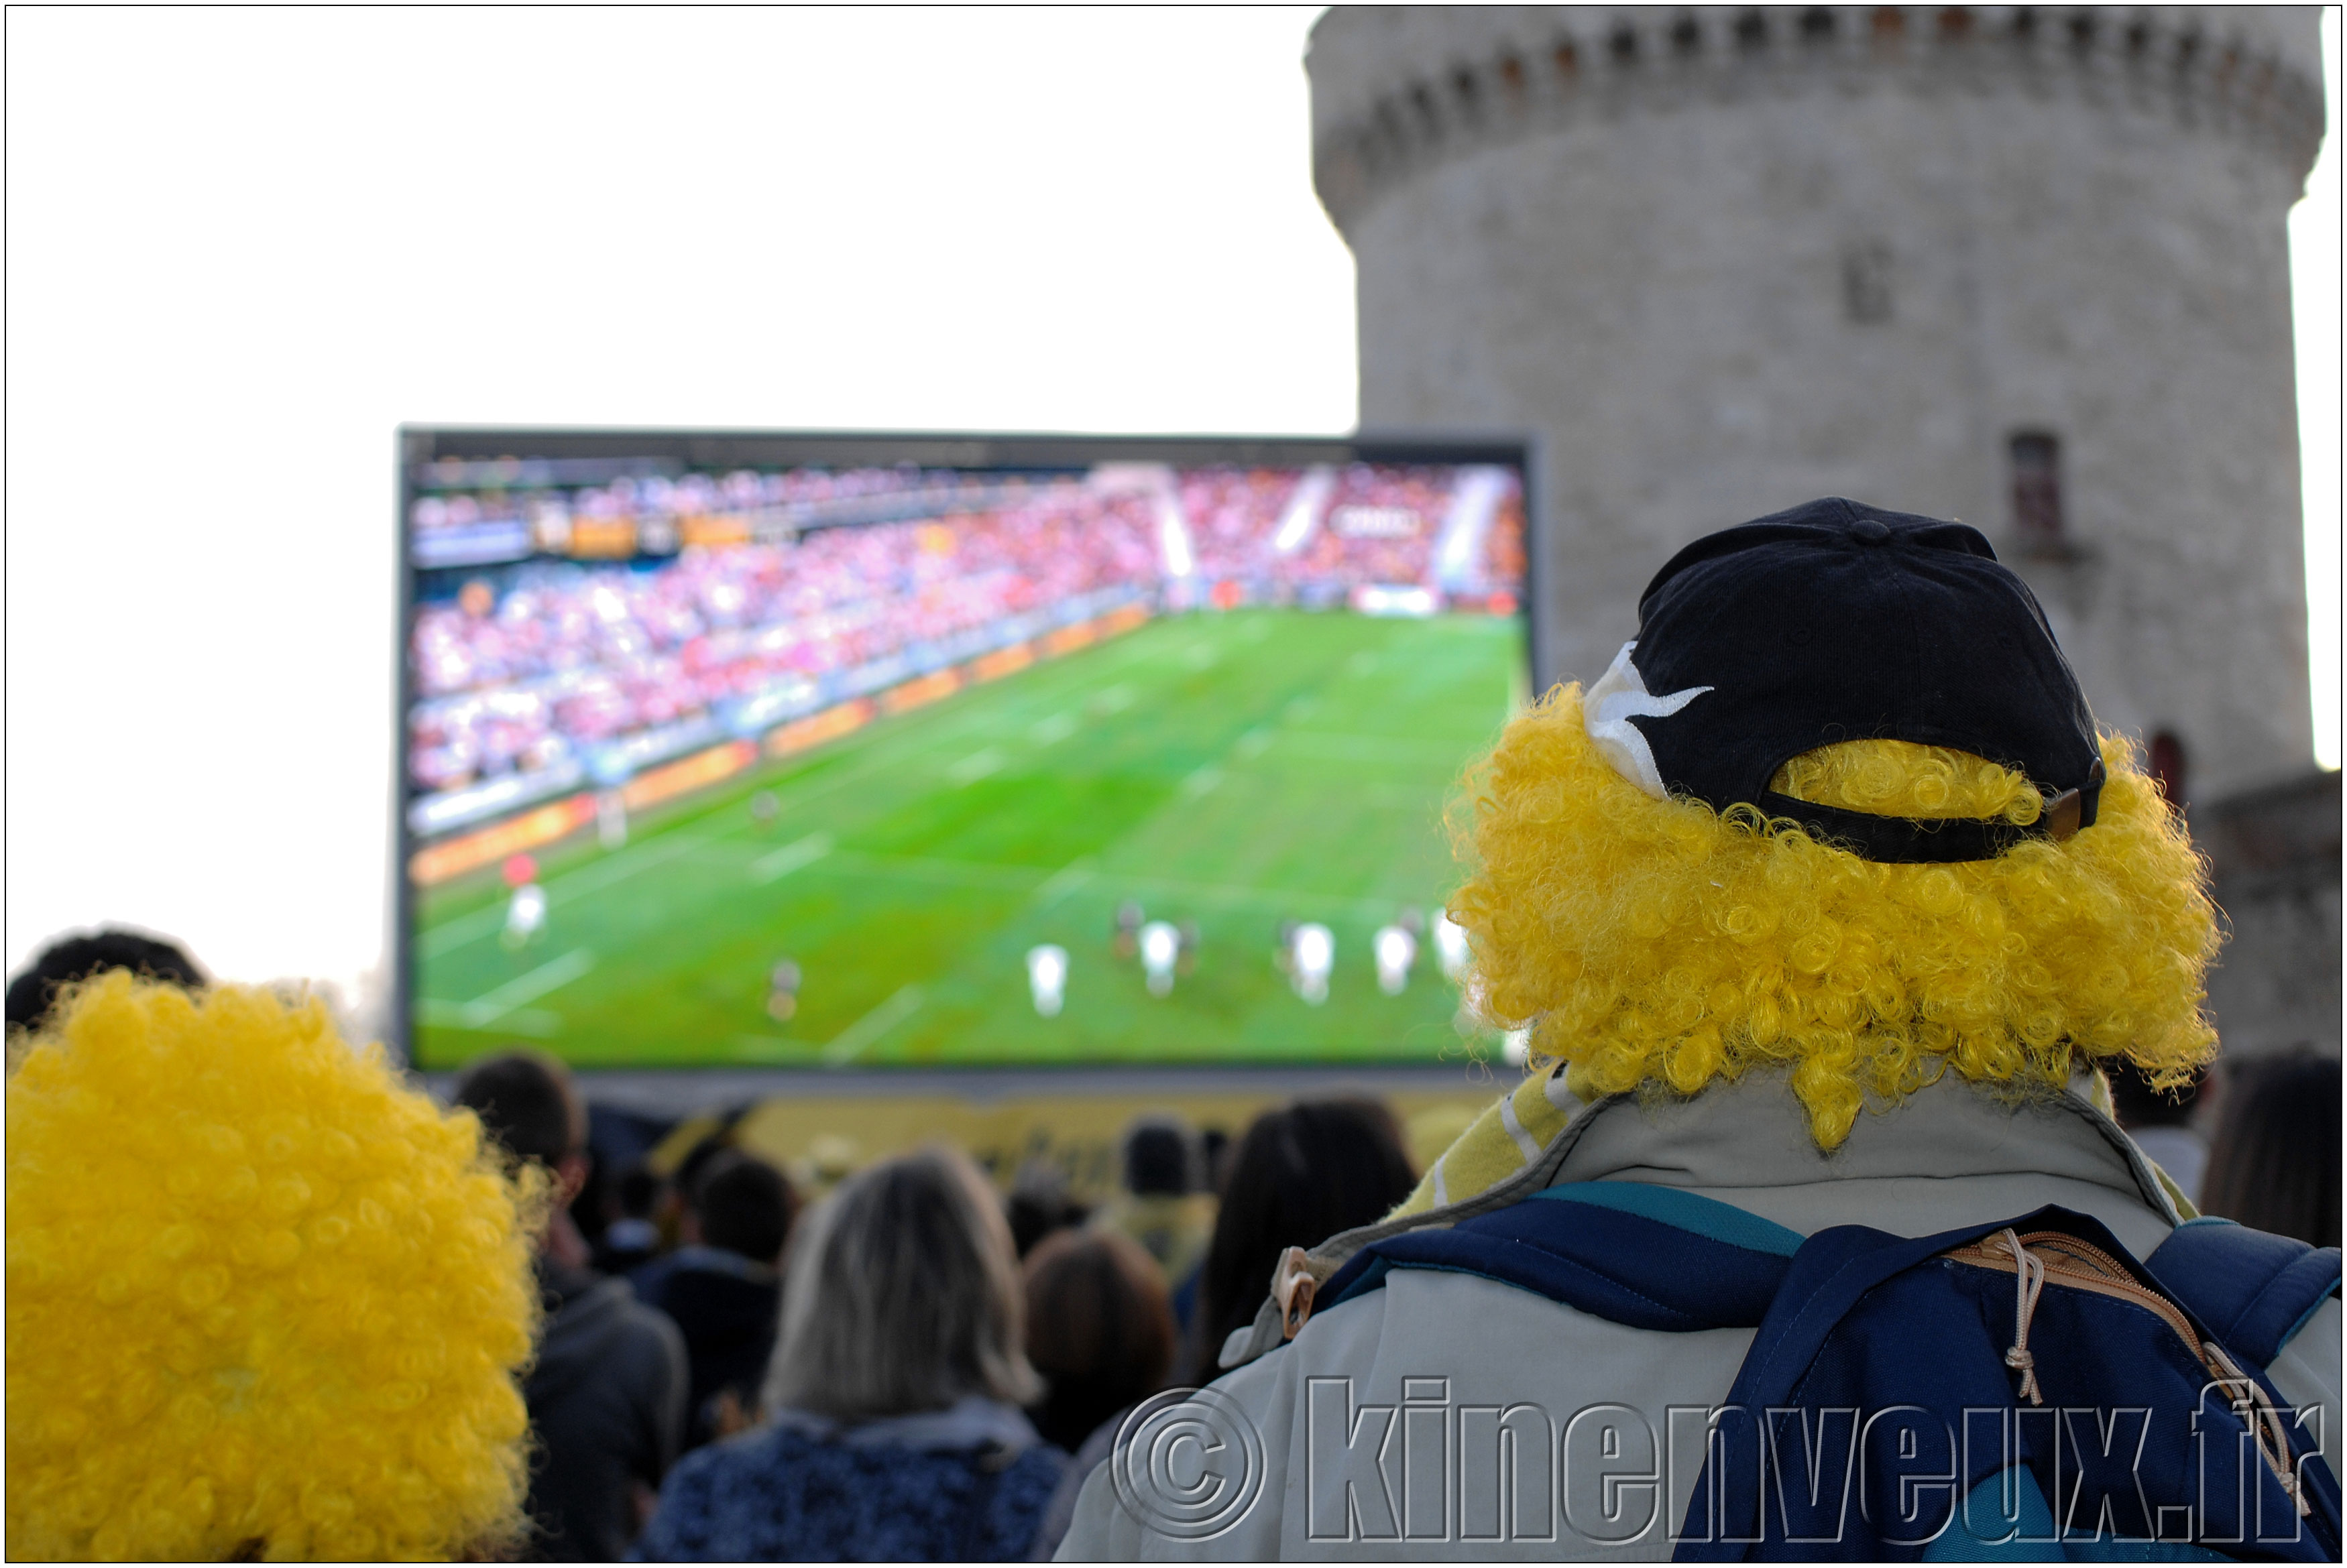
[1587,497,2105,863]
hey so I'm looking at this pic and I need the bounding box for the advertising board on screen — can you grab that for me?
[398,431,1535,1071]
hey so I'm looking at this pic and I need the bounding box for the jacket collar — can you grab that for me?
[1552,1068,2181,1235]
[765,1394,1042,1455]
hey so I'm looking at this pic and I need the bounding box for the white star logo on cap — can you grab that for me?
[1583,641,1713,798]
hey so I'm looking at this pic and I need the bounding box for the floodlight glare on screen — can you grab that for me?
[397,430,1535,1071]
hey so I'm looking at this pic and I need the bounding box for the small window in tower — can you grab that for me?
[1452,66,1483,123]
[1843,241,1894,322]
[2009,431,2065,552]
[1611,27,1640,64]
[1735,11,1769,50]
[1671,17,1702,56]
[2148,731,2187,811]
[1800,9,1837,43]
[1410,80,1440,132]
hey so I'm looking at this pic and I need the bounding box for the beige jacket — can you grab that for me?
[1058,1073,2341,1560]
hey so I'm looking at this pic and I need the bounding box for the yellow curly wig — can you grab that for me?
[1448,682,2220,1150]
[7,975,542,1561]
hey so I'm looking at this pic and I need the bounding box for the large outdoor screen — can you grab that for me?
[398,432,1533,1071]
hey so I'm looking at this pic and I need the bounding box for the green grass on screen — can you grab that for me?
[412,609,1522,1069]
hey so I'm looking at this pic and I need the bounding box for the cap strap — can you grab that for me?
[1754,794,2049,864]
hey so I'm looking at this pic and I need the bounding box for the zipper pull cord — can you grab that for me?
[2203,1339,2310,1518]
[2000,1229,2047,1406]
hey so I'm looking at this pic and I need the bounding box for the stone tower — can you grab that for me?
[1309,5,2327,801]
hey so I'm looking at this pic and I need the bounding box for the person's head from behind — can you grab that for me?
[666,1128,739,1244]
[2200,1052,2341,1249]
[693,1150,798,1268]
[7,973,538,1560]
[1194,1097,1416,1361]
[1023,1229,1175,1451]
[616,1162,665,1221]
[5,926,204,1035]
[1007,1156,1086,1258]
[1452,501,2218,1149]
[455,1048,587,1213]
[766,1145,1040,1421]
[1123,1113,1195,1197]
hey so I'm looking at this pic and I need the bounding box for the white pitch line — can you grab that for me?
[947,747,1006,786]
[824,850,1046,894]
[412,1001,560,1037]
[751,832,834,884]
[1031,856,1098,907]
[823,985,923,1065]
[460,948,595,1026]
[1181,766,1224,798]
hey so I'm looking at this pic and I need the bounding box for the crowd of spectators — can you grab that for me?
[411,467,997,558]
[410,485,1161,793]
[8,930,1447,1559]
[408,463,1525,800]
[15,930,2326,1559]
[1178,463,1522,597]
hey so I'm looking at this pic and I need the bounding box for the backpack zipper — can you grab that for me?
[1944,1228,2309,1517]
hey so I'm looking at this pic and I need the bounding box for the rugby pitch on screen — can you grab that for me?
[411,610,1524,1069]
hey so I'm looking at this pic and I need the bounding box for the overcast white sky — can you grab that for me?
[5,8,2339,1008]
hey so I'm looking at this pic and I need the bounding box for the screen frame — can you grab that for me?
[392,426,1542,1071]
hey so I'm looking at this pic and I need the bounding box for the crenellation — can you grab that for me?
[1311,7,2324,228]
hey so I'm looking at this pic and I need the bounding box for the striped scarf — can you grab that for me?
[1391,1063,1586,1218]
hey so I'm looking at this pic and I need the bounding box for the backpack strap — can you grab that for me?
[1316,1181,1802,1331]
[2144,1218,2344,1366]
[1675,1205,2344,1562]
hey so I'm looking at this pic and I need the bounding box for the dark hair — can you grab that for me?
[5,928,204,1032]
[2199,1054,2341,1250]
[2109,1063,2203,1130]
[1007,1159,1088,1259]
[1124,1116,1195,1197]
[453,1050,583,1169]
[694,1152,798,1266]
[1188,1097,1416,1376]
[671,1129,739,1215]
[1200,1127,1233,1191]
[616,1164,664,1221]
[1023,1229,1176,1451]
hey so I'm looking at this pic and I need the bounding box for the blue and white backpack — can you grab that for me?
[1307,1185,2340,1561]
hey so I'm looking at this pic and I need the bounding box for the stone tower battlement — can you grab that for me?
[1310,4,2326,802]
[1312,7,2326,227]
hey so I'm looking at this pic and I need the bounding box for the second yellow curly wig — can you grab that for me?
[1449,682,2220,1149]
[7,975,543,1561]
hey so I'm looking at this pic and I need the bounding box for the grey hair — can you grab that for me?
[763,1144,1041,1421]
